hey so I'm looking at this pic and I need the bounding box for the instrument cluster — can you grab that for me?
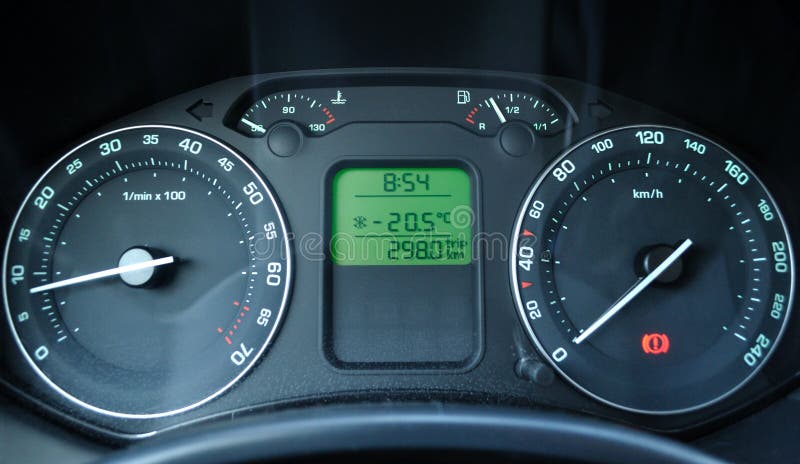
[1,69,797,439]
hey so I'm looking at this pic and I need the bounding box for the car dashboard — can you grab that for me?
[1,3,799,464]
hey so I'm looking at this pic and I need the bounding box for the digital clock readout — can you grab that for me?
[331,167,472,265]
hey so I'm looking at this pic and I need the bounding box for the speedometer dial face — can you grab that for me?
[511,125,794,414]
[3,125,292,418]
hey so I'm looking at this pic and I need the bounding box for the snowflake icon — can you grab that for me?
[353,216,367,229]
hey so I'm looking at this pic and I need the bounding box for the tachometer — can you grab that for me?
[510,125,794,414]
[3,125,292,418]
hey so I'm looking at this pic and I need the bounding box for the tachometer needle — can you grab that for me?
[29,256,175,294]
[572,238,693,345]
[489,97,507,124]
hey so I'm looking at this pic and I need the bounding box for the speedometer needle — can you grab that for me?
[29,256,175,294]
[489,97,507,124]
[572,238,693,345]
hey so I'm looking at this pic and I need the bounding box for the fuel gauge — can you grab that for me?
[463,92,564,136]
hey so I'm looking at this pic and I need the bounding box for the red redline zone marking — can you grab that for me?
[465,107,479,124]
[219,302,251,345]
[322,107,335,124]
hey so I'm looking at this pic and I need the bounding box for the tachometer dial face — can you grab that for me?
[510,125,794,414]
[3,125,292,418]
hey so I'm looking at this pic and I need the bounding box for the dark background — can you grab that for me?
[1,1,798,210]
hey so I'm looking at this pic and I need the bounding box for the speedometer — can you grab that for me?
[3,125,292,418]
[510,125,794,414]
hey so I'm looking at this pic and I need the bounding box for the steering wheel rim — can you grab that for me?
[101,403,727,464]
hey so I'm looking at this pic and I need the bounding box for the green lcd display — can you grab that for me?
[331,167,472,265]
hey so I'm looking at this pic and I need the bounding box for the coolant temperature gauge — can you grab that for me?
[236,92,338,137]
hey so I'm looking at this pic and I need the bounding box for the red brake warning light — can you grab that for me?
[642,333,670,355]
